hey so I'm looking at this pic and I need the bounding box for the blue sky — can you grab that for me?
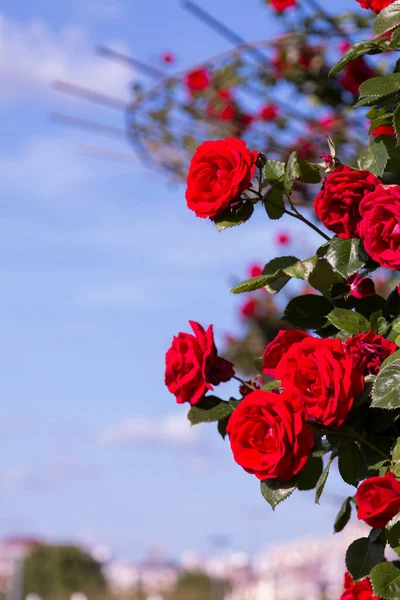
[0,0,362,560]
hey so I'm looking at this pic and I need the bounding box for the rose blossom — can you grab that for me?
[262,329,310,377]
[345,273,375,299]
[259,104,279,121]
[340,59,376,96]
[276,337,364,427]
[371,125,396,138]
[184,68,211,93]
[165,320,234,405]
[356,0,393,12]
[186,138,258,219]
[240,298,258,318]
[248,263,263,278]
[226,389,314,481]
[275,231,290,246]
[314,165,379,239]
[359,184,400,270]
[340,571,379,600]
[268,0,297,10]
[356,471,400,528]
[344,330,397,375]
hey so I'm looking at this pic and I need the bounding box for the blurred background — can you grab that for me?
[0,0,393,598]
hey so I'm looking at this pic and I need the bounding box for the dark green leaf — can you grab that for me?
[387,521,400,556]
[390,24,400,47]
[284,295,334,330]
[217,416,230,440]
[330,40,383,76]
[297,456,323,491]
[261,379,280,391]
[338,443,367,486]
[358,140,389,177]
[213,201,254,231]
[284,151,298,195]
[359,74,400,101]
[264,187,285,220]
[393,104,400,146]
[263,160,285,182]
[295,159,322,184]
[374,0,400,37]
[260,479,296,510]
[346,537,385,582]
[371,561,400,598]
[326,238,365,279]
[371,359,400,409]
[308,258,336,295]
[188,400,233,425]
[334,497,353,533]
[326,308,370,335]
[231,256,298,294]
[315,454,335,504]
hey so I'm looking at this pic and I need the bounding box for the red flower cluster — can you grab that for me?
[340,571,378,600]
[165,321,234,405]
[344,330,397,375]
[314,165,379,240]
[185,138,258,219]
[356,0,393,12]
[226,389,314,481]
[340,58,376,96]
[185,68,211,94]
[276,337,364,427]
[356,471,400,528]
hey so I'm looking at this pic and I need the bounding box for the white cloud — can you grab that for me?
[96,413,201,447]
[0,12,133,100]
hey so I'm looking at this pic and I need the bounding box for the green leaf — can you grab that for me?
[260,479,296,510]
[263,159,285,182]
[390,24,400,47]
[326,237,365,279]
[284,295,334,330]
[387,521,400,556]
[330,40,384,76]
[188,399,234,425]
[371,562,400,598]
[371,359,400,409]
[326,308,370,336]
[334,497,353,533]
[217,415,230,440]
[297,456,323,491]
[393,103,400,146]
[358,140,389,177]
[213,201,254,231]
[264,187,285,220]
[308,258,336,295]
[359,74,400,101]
[373,0,400,37]
[261,379,280,391]
[338,443,367,486]
[231,256,298,294]
[284,151,298,195]
[346,537,385,582]
[295,159,322,184]
[315,454,335,504]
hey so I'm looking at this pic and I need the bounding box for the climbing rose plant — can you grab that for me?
[164,1,400,597]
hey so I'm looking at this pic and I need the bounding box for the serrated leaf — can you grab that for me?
[371,359,400,409]
[188,400,233,425]
[338,443,367,486]
[284,295,334,330]
[359,74,400,101]
[231,256,299,294]
[374,0,400,37]
[263,159,285,182]
[358,140,389,177]
[326,237,365,278]
[315,454,335,504]
[308,258,336,295]
[264,187,285,220]
[393,104,400,146]
[295,159,322,184]
[371,562,400,598]
[213,201,254,231]
[297,456,323,491]
[334,497,353,533]
[346,537,385,582]
[284,151,298,195]
[326,308,370,335]
[261,379,280,391]
[390,24,400,47]
[260,479,296,510]
[387,521,400,556]
[330,40,383,76]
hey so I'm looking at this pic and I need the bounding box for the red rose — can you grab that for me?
[356,0,393,12]
[344,329,397,375]
[340,59,376,96]
[275,231,290,246]
[185,68,211,93]
[207,89,236,122]
[314,165,379,240]
[356,471,400,528]
[276,337,364,427]
[226,389,314,481]
[259,104,279,121]
[262,329,310,377]
[185,138,258,219]
[268,0,297,11]
[345,273,375,299]
[248,263,263,278]
[165,321,234,405]
[340,571,379,600]
[359,184,400,270]
[162,51,175,64]
[240,298,258,319]
[238,113,254,127]
[371,125,396,138]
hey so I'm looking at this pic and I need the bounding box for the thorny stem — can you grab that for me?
[233,375,257,391]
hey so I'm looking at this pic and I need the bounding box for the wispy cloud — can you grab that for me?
[0,11,132,100]
[96,413,202,447]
